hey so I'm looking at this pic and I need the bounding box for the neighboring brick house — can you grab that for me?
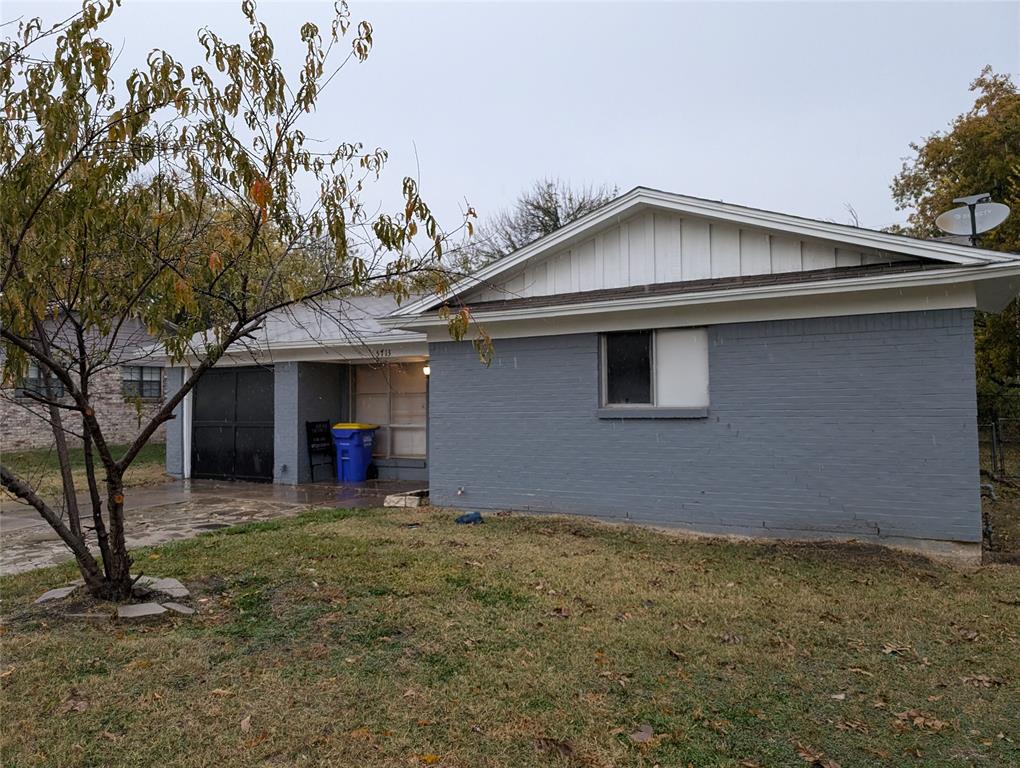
[0,318,166,451]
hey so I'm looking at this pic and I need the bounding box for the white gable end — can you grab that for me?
[466,210,910,303]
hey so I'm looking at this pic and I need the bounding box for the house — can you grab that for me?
[164,188,1020,561]
[0,317,167,451]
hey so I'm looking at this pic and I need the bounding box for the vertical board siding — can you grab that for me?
[770,236,803,273]
[428,309,980,544]
[468,211,907,302]
[681,218,713,280]
[710,224,742,278]
[802,241,838,270]
[653,212,683,283]
[739,230,772,274]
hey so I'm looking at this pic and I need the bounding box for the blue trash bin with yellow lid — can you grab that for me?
[331,423,378,482]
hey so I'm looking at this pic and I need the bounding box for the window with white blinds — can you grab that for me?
[355,363,427,459]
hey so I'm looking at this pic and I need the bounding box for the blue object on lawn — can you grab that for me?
[331,423,379,482]
[455,511,484,525]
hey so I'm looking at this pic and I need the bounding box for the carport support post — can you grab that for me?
[273,363,301,485]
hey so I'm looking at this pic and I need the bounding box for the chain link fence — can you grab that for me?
[979,419,1020,479]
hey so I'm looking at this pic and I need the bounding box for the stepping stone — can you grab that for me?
[150,578,190,598]
[117,602,167,620]
[163,602,195,615]
[35,585,78,604]
[384,489,430,508]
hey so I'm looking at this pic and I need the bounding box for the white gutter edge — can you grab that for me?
[383,261,1020,329]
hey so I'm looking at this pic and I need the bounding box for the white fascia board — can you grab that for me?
[418,284,978,342]
[389,187,1018,318]
[398,262,1020,342]
[163,333,429,367]
[399,261,1020,331]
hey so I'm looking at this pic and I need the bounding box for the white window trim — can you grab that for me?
[355,364,427,460]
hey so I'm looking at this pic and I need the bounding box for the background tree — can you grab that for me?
[0,0,472,599]
[891,66,1020,420]
[455,178,617,271]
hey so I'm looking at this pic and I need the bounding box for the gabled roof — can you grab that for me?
[389,186,1018,318]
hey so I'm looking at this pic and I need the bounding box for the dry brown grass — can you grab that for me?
[1,507,1017,767]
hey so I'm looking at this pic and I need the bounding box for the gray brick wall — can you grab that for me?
[274,362,347,484]
[165,367,185,478]
[427,309,981,545]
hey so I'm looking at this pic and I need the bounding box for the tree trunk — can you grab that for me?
[100,471,134,600]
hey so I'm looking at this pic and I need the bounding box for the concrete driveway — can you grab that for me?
[0,479,421,576]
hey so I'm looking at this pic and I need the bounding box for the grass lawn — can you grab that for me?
[1,508,1018,767]
[1,442,168,502]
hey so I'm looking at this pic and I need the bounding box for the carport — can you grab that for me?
[163,296,430,486]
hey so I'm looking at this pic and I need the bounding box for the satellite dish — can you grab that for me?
[935,194,1010,245]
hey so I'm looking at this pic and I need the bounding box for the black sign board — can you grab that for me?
[306,420,335,481]
[307,421,333,452]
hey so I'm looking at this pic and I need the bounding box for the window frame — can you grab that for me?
[18,361,65,400]
[600,330,655,407]
[354,362,427,460]
[597,329,709,420]
[121,366,163,400]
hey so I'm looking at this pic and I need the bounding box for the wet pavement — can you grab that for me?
[0,479,423,576]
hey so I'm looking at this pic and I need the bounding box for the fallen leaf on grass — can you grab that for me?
[0,666,15,679]
[829,692,846,701]
[893,709,950,732]
[836,719,869,734]
[720,633,743,645]
[535,737,574,757]
[350,728,373,740]
[242,733,269,749]
[629,724,654,743]
[416,754,441,765]
[550,606,571,619]
[240,715,251,733]
[881,642,913,656]
[59,689,90,714]
[846,666,873,677]
[795,742,841,768]
[961,674,1003,688]
[209,688,233,698]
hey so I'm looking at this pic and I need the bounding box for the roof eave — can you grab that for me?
[384,261,1020,330]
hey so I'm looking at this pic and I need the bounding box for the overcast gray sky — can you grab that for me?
[4,1,1019,232]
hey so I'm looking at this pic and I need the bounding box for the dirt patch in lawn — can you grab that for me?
[1,507,1017,767]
